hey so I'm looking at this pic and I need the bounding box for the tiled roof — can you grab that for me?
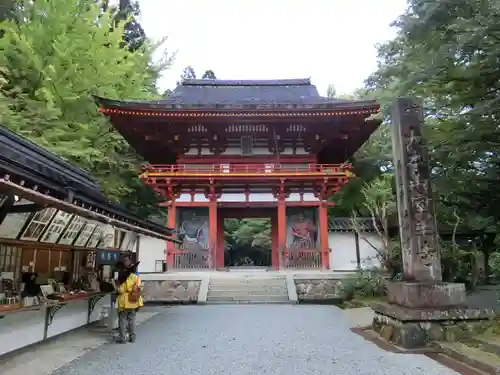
[159,78,353,106]
[93,78,378,111]
[327,217,377,232]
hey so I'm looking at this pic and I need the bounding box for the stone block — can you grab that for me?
[371,301,495,321]
[294,279,343,301]
[370,302,496,348]
[142,280,201,303]
[386,281,466,308]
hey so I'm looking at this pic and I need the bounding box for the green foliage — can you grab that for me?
[224,218,272,266]
[489,252,500,280]
[351,174,399,275]
[441,242,480,291]
[0,0,173,219]
[341,270,387,301]
[365,0,500,240]
[201,70,217,79]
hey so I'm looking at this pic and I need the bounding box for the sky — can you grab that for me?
[139,0,408,96]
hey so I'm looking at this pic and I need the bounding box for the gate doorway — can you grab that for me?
[217,208,278,268]
[224,218,272,267]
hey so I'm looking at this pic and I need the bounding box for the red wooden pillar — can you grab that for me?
[216,213,225,268]
[318,203,330,269]
[271,214,279,269]
[166,204,176,268]
[208,200,218,268]
[277,198,286,269]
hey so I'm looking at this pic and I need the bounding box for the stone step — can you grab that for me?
[206,299,294,305]
[206,295,290,303]
[209,279,285,284]
[207,291,288,297]
[435,341,500,374]
[209,285,286,292]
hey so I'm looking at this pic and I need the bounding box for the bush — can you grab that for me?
[489,252,500,280]
[441,243,480,291]
[342,270,387,301]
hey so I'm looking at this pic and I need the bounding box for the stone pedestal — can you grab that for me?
[386,281,466,308]
[370,280,495,348]
[371,300,496,349]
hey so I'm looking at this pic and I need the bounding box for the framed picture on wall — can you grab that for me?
[20,208,57,241]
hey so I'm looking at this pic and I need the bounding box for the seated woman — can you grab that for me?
[116,262,143,344]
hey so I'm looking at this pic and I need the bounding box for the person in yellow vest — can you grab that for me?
[116,261,143,344]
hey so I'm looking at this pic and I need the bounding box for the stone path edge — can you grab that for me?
[285,275,298,303]
[351,327,486,375]
[197,276,210,304]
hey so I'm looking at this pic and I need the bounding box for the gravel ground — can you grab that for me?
[52,305,458,375]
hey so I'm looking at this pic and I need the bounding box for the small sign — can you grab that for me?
[96,250,120,266]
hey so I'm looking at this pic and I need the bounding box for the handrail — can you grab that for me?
[142,163,352,175]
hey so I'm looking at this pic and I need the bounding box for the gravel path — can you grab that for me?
[52,305,458,375]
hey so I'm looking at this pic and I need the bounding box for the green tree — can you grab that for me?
[351,174,399,275]
[224,218,272,266]
[366,0,500,240]
[201,70,216,79]
[0,0,173,218]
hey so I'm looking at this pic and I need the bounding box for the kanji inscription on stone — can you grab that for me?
[391,98,442,282]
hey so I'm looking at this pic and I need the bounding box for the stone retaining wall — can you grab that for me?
[142,280,201,303]
[294,279,343,302]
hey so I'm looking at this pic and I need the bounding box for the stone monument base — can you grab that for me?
[370,281,495,348]
[385,281,467,308]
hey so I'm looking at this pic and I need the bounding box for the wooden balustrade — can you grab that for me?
[283,248,324,269]
[171,244,213,269]
[144,163,352,175]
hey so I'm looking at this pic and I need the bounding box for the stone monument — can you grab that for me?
[371,98,494,348]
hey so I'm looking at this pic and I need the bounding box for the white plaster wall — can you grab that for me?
[138,236,166,273]
[222,147,272,155]
[358,233,382,269]
[328,232,358,271]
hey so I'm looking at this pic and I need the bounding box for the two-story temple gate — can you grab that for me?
[95,79,381,270]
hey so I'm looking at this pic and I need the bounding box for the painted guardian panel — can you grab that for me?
[285,207,318,249]
[176,208,210,268]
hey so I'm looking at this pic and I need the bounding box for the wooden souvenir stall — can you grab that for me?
[0,126,177,356]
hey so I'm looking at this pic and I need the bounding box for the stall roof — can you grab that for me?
[0,125,177,241]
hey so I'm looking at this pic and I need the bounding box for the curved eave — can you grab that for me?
[93,95,380,117]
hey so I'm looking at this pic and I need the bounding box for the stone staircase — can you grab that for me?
[206,276,290,304]
[432,335,500,374]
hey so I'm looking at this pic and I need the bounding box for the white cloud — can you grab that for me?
[139,0,406,96]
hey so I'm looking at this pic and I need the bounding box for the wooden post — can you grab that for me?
[166,205,176,268]
[208,201,217,268]
[354,232,361,269]
[277,181,287,269]
[318,203,330,269]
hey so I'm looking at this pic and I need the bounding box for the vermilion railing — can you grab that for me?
[142,163,352,175]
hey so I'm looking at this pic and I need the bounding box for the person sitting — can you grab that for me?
[116,262,143,344]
